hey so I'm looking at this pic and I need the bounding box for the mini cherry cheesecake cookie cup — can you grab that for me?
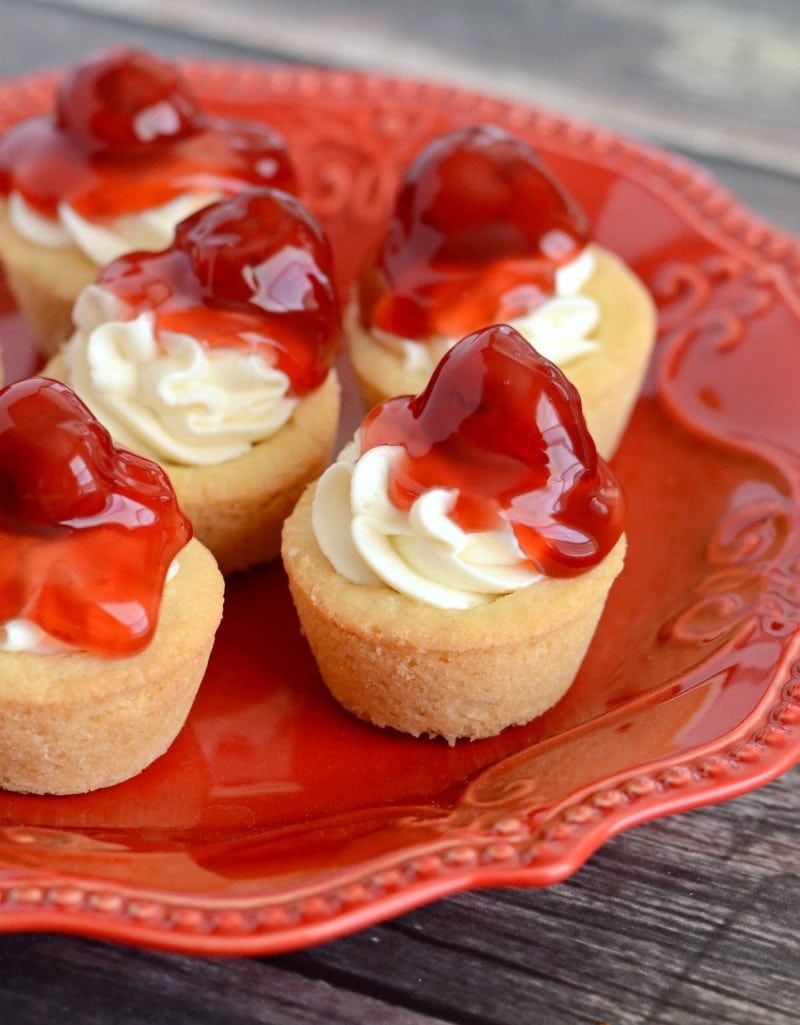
[0,377,224,795]
[45,187,342,574]
[283,324,627,743]
[0,47,298,355]
[347,123,655,459]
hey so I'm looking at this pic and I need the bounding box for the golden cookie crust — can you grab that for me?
[282,484,626,743]
[0,537,224,795]
[347,244,656,458]
[0,200,96,356]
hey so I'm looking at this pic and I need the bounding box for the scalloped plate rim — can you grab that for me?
[0,59,798,956]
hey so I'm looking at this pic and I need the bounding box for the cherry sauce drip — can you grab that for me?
[358,123,589,341]
[0,377,192,656]
[359,324,624,577]
[96,188,340,394]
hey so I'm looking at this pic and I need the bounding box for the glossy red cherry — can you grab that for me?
[0,377,113,525]
[359,124,590,339]
[54,47,205,151]
[99,189,340,394]
[0,51,298,221]
[0,378,191,655]
[211,119,299,195]
[360,324,624,576]
[179,188,336,320]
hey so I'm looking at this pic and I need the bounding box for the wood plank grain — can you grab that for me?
[279,766,800,1025]
[0,931,454,1024]
[0,0,266,75]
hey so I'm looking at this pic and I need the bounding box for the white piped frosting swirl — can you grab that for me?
[312,439,542,610]
[9,189,220,266]
[365,248,599,374]
[59,284,297,466]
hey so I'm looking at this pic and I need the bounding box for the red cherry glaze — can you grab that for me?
[0,49,297,220]
[358,124,589,340]
[95,189,340,394]
[55,47,204,151]
[359,324,624,577]
[0,377,192,656]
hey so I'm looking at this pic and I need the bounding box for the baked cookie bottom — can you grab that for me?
[0,538,224,795]
[282,485,626,744]
[347,244,656,458]
[0,201,97,357]
[44,360,341,575]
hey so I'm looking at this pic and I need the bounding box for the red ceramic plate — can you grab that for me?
[1,61,800,957]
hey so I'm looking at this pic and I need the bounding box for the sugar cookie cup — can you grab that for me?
[283,486,625,743]
[0,200,96,356]
[0,376,225,795]
[349,244,655,459]
[0,48,297,356]
[283,324,627,743]
[0,538,223,795]
[46,351,340,574]
[43,186,342,574]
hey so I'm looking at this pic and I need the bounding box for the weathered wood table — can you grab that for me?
[1,2,799,1022]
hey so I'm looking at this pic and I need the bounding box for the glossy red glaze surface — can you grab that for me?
[0,377,191,655]
[0,48,297,219]
[55,47,205,151]
[360,324,623,574]
[358,123,588,339]
[0,64,800,956]
[97,189,340,394]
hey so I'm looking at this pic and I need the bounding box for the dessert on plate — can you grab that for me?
[348,123,656,458]
[45,187,341,574]
[0,376,224,795]
[283,323,626,743]
[0,47,298,355]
